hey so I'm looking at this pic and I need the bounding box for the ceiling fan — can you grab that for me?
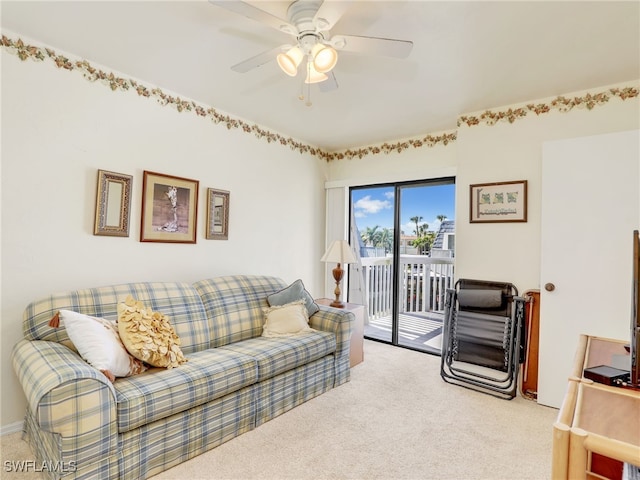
[209,0,413,103]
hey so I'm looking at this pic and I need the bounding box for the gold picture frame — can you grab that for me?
[469,180,528,223]
[206,188,230,240]
[94,169,133,237]
[140,171,199,243]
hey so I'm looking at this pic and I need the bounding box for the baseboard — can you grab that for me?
[0,421,23,436]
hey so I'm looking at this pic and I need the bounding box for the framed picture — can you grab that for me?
[206,188,230,240]
[469,180,528,223]
[94,169,133,237]
[140,171,199,243]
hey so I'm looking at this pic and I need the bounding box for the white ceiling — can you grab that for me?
[2,1,639,151]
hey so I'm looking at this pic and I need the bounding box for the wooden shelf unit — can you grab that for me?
[552,335,639,480]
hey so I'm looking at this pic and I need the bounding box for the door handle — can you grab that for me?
[544,283,556,292]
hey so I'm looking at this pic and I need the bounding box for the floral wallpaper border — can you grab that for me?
[318,132,458,161]
[2,35,638,162]
[458,87,638,127]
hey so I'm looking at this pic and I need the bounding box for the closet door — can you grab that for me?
[539,130,639,408]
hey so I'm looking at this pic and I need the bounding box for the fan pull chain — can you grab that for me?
[298,75,305,102]
[305,59,312,107]
[297,59,313,107]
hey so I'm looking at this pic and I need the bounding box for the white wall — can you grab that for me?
[328,89,640,295]
[455,98,639,292]
[1,48,329,426]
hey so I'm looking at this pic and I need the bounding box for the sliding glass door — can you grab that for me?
[350,178,455,354]
[351,184,395,343]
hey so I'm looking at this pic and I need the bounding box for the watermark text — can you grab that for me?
[4,460,77,473]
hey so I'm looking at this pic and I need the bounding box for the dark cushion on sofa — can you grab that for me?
[267,279,319,316]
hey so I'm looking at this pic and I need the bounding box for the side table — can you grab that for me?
[315,298,364,367]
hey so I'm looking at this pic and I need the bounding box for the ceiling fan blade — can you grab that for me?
[209,1,295,34]
[230,46,286,73]
[313,1,352,31]
[319,71,339,92]
[332,35,413,58]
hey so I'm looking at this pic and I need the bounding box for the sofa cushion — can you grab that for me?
[193,275,288,348]
[114,349,257,433]
[262,300,314,337]
[23,282,211,355]
[219,331,336,381]
[267,279,319,316]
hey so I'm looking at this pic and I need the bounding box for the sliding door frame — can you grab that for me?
[350,176,455,353]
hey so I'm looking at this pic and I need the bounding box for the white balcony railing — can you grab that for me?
[360,255,455,320]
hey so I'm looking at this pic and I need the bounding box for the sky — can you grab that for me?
[351,183,455,236]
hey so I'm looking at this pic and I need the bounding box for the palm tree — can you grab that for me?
[378,228,393,253]
[413,230,436,255]
[437,214,447,223]
[361,225,380,247]
[410,216,423,237]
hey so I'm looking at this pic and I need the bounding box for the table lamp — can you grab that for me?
[321,240,357,308]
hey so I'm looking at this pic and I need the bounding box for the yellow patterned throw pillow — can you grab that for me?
[117,295,187,369]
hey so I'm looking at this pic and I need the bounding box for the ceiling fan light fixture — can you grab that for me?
[311,44,338,73]
[304,62,328,84]
[277,46,304,76]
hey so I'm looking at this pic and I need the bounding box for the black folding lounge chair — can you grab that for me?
[440,278,526,399]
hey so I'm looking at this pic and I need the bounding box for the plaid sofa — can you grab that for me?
[12,275,354,479]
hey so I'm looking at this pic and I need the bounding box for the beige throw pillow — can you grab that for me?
[117,295,187,369]
[262,300,314,338]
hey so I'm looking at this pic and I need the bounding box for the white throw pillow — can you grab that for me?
[58,309,147,381]
[262,300,314,337]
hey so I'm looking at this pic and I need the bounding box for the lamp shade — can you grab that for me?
[311,44,338,73]
[321,240,357,264]
[277,46,304,76]
[304,62,328,84]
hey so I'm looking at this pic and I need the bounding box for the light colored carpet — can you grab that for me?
[1,340,558,479]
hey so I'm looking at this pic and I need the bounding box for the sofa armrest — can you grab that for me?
[309,306,354,359]
[12,339,118,457]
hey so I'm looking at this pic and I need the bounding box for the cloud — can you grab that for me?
[400,222,414,235]
[353,195,392,216]
[401,221,424,235]
[430,221,441,233]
